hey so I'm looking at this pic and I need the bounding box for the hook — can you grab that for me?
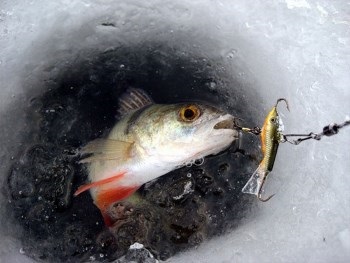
[233,117,261,135]
[257,173,275,202]
[275,98,290,112]
[258,192,275,202]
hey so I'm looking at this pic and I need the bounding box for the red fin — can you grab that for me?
[102,212,114,227]
[74,171,127,197]
[96,185,139,226]
[96,186,139,211]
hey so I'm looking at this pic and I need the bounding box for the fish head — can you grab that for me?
[261,106,284,144]
[138,103,239,164]
[266,105,285,132]
[265,107,280,129]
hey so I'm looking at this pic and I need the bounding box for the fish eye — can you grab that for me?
[179,104,201,122]
[270,117,276,123]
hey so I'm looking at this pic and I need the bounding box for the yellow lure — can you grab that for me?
[242,98,289,202]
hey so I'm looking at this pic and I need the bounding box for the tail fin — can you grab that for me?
[242,164,266,196]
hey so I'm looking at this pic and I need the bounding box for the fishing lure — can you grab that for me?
[235,98,348,202]
[240,98,289,202]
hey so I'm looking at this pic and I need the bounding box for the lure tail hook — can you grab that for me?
[258,192,275,202]
[257,172,275,202]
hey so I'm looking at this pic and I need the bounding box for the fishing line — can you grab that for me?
[234,117,350,145]
[282,119,350,145]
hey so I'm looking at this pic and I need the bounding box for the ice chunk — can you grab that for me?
[114,243,158,263]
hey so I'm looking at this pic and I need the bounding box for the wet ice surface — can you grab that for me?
[114,242,158,263]
[1,0,350,263]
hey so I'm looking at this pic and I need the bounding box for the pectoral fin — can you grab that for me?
[79,139,133,163]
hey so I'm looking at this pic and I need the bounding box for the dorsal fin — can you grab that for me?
[117,88,153,117]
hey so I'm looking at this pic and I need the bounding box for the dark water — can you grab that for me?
[4,43,261,262]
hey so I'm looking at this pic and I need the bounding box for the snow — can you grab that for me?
[1,0,349,262]
[286,0,311,9]
[130,243,144,250]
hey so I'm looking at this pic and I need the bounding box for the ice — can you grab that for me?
[1,0,349,262]
[114,242,158,263]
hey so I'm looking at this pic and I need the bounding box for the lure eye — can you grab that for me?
[270,117,276,123]
[179,105,201,122]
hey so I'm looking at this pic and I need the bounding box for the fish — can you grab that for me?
[74,88,239,225]
[241,98,289,202]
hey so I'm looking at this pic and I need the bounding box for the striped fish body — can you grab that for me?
[75,88,239,225]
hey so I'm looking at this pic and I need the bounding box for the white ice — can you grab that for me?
[1,0,349,262]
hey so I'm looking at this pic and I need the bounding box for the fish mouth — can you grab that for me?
[213,116,235,129]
